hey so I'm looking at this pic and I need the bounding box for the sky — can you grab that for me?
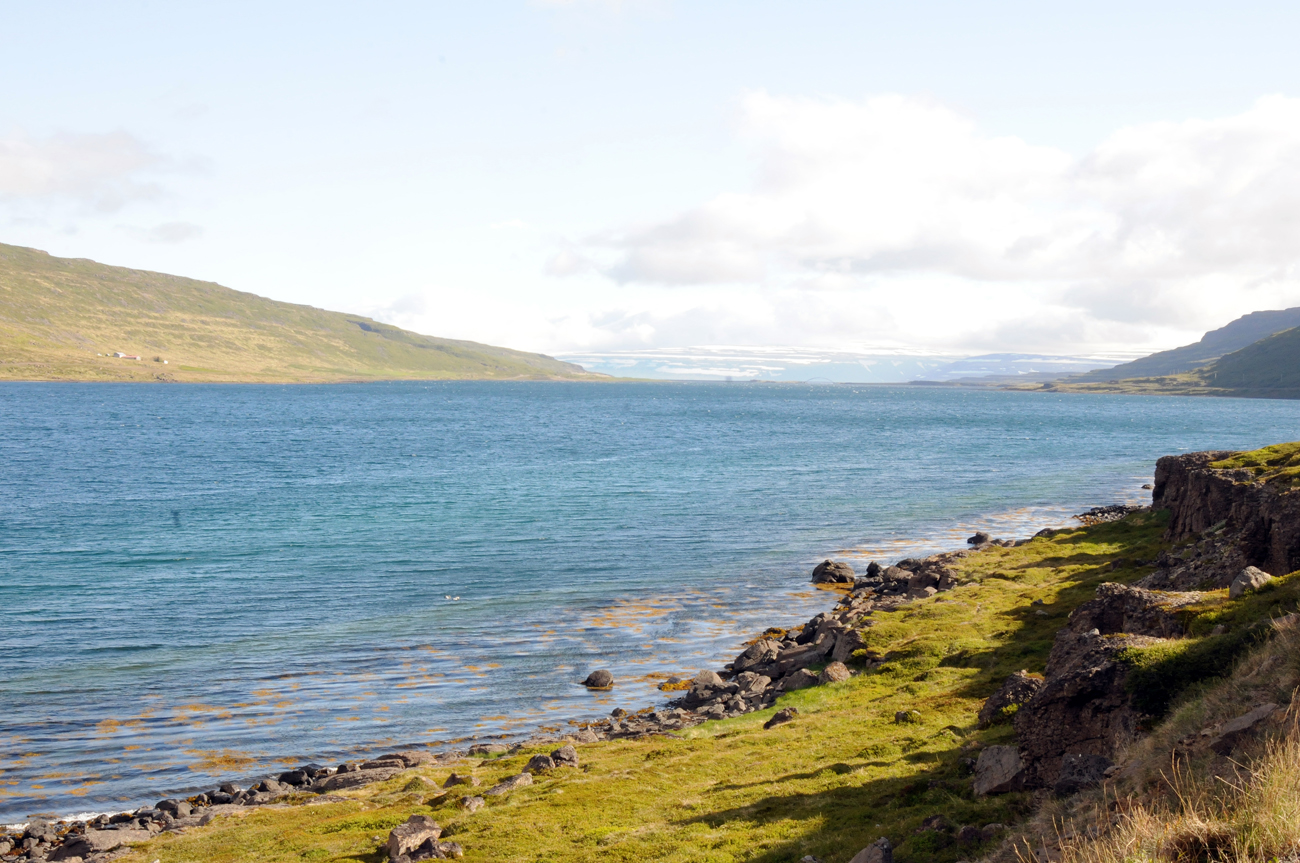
[4,1,1300,368]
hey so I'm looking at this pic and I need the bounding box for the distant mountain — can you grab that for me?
[1070,306,1300,382]
[1027,325,1300,399]
[0,243,599,383]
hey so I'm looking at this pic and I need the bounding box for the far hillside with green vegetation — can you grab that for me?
[0,242,601,383]
[1019,325,1300,400]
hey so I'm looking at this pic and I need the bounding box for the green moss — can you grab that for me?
[1210,441,1300,488]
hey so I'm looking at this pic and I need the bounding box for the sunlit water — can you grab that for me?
[3,381,1299,820]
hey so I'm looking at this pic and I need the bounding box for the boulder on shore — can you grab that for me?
[1230,566,1273,599]
[811,559,856,584]
[582,669,614,689]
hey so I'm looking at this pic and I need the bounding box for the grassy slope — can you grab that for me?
[117,512,1177,863]
[1018,327,1300,400]
[1068,307,1300,383]
[0,243,598,382]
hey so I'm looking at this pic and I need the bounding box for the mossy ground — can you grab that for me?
[1210,441,1300,488]
[117,513,1174,863]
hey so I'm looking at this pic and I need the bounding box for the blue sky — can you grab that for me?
[4,1,1300,365]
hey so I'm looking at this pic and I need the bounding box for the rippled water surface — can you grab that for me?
[3,381,1300,819]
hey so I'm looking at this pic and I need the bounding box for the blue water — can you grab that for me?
[2,381,1299,820]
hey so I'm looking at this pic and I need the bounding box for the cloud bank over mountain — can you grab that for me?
[542,93,1300,355]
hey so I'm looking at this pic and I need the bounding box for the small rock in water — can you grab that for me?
[967,532,991,546]
[582,669,614,689]
[811,559,855,584]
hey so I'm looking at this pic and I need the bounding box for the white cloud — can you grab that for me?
[119,221,204,244]
[551,93,1300,353]
[0,130,164,211]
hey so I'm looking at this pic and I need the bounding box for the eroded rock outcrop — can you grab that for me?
[1151,450,1300,585]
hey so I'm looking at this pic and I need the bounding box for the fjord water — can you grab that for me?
[3,382,1300,819]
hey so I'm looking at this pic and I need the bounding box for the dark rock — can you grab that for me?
[973,745,1024,795]
[525,754,555,774]
[811,559,855,584]
[782,668,819,691]
[550,743,579,768]
[1014,630,1165,788]
[279,769,311,786]
[916,814,950,833]
[48,828,151,860]
[865,561,882,578]
[313,766,404,792]
[956,825,981,844]
[764,707,799,729]
[733,638,781,673]
[980,824,1005,841]
[1053,753,1112,795]
[24,821,57,842]
[582,669,614,689]
[386,815,441,860]
[1154,450,1300,582]
[967,532,991,546]
[894,710,921,724]
[848,837,893,863]
[459,796,484,812]
[977,671,1044,728]
[467,743,508,756]
[1066,582,1201,639]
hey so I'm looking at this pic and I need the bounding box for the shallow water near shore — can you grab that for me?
[3,380,1300,820]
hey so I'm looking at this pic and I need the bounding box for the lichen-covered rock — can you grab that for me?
[484,773,533,795]
[550,743,579,768]
[525,754,556,773]
[386,815,441,860]
[972,745,1024,796]
[818,661,851,684]
[977,671,1044,728]
[1230,566,1273,599]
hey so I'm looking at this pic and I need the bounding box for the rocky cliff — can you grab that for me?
[1152,448,1300,584]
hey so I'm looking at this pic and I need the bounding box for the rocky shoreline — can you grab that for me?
[0,505,1150,863]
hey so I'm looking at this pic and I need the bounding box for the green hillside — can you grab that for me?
[1024,326,1300,399]
[0,243,600,383]
[1068,306,1300,382]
